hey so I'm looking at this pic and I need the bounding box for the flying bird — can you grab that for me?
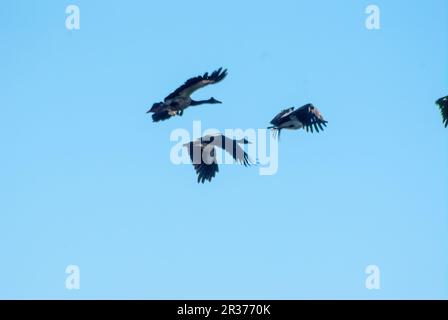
[147,68,228,122]
[184,134,252,183]
[436,96,448,128]
[268,103,328,138]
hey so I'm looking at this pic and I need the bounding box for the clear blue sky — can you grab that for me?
[0,0,447,299]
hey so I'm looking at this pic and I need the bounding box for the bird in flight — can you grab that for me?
[147,68,228,122]
[184,133,252,183]
[268,103,328,138]
[436,96,448,128]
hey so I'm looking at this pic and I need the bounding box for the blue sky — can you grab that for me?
[0,0,447,299]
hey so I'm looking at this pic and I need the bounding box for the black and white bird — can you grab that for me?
[147,68,228,122]
[268,103,328,138]
[184,134,252,183]
[436,96,448,128]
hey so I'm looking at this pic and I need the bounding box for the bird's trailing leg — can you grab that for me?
[190,97,222,106]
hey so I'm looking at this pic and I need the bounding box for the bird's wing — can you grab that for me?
[186,142,219,183]
[436,96,448,128]
[165,68,228,101]
[292,104,328,133]
[270,107,295,125]
[211,134,252,166]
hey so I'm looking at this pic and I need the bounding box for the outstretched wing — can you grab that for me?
[270,107,295,126]
[436,96,448,128]
[185,142,219,184]
[165,68,228,101]
[292,104,328,133]
[211,134,252,166]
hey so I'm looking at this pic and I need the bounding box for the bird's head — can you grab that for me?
[148,102,164,113]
